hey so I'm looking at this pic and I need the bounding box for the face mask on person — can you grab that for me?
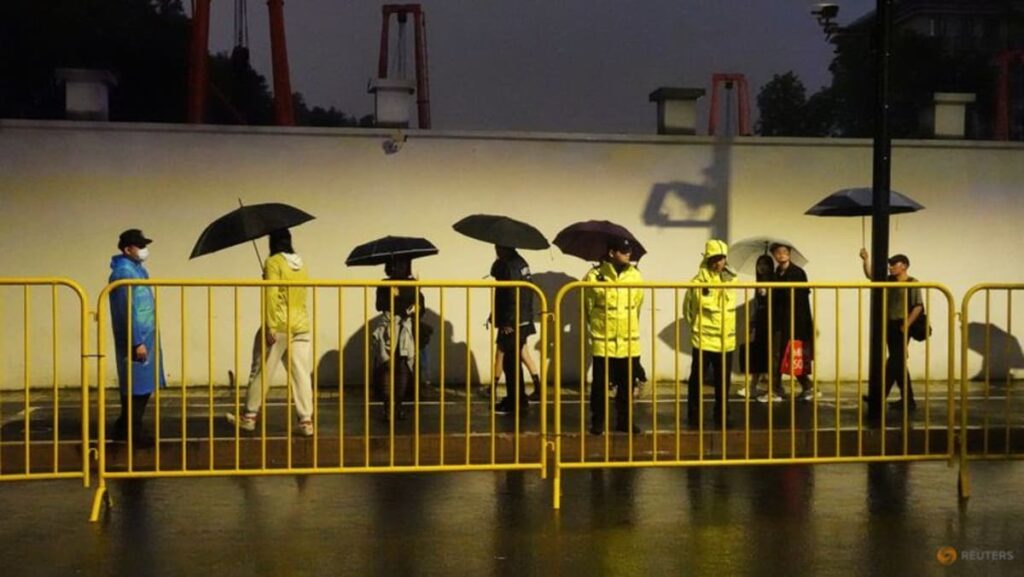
[136,247,150,262]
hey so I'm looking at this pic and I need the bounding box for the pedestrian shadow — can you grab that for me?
[533,271,587,389]
[315,310,480,390]
[966,322,1024,383]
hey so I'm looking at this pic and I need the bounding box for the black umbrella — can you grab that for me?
[805,187,924,246]
[553,220,647,262]
[190,202,315,259]
[345,236,438,266]
[804,187,924,217]
[452,214,549,250]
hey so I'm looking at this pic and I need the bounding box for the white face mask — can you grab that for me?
[136,247,150,262]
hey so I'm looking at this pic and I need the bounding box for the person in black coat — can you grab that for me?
[491,246,537,416]
[736,254,774,398]
[758,243,818,402]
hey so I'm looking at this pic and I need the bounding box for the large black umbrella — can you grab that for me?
[804,187,924,217]
[452,214,549,250]
[805,187,924,246]
[190,202,315,259]
[553,220,646,262]
[345,236,438,266]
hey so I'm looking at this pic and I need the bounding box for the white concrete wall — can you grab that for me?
[1,120,1022,390]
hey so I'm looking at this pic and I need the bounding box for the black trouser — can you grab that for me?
[499,330,530,404]
[114,393,151,439]
[688,347,731,423]
[883,320,915,404]
[590,356,634,430]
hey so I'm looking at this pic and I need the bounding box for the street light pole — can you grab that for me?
[867,0,893,416]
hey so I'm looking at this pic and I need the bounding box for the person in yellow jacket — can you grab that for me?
[228,228,314,437]
[684,239,736,428]
[585,237,644,435]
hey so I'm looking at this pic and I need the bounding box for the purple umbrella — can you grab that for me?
[553,220,647,262]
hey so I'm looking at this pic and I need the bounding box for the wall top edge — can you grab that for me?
[3,118,1024,151]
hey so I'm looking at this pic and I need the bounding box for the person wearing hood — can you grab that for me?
[228,228,314,436]
[109,228,166,446]
[491,245,540,416]
[684,239,736,428]
[584,237,644,435]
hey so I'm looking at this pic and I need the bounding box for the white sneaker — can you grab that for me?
[225,412,257,432]
[800,389,823,401]
[297,419,314,437]
[756,392,783,403]
[735,386,753,398]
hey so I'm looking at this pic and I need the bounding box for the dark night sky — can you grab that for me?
[203,0,874,133]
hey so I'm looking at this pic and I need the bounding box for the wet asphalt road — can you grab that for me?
[3,461,1023,577]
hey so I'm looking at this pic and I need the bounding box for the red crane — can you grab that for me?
[187,0,295,126]
[378,4,432,129]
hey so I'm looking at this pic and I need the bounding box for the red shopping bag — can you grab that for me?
[780,340,805,377]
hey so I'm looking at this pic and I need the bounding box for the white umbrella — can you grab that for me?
[729,236,808,274]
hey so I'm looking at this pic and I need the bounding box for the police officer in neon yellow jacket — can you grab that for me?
[584,237,644,435]
[684,239,736,428]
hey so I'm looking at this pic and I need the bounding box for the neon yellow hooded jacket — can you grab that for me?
[684,239,736,353]
[584,261,644,358]
[263,252,310,334]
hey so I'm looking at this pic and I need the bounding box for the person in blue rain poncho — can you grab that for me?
[109,229,166,444]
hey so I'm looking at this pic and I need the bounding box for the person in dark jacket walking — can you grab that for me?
[491,246,537,416]
[373,256,429,421]
[758,243,819,403]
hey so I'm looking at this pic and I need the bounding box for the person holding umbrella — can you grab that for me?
[583,237,644,434]
[372,255,430,421]
[859,249,923,414]
[491,245,539,416]
[684,239,736,429]
[228,228,314,436]
[758,243,819,403]
[735,254,775,399]
[109,228,166,446]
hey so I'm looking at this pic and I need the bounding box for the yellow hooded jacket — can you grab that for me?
[263,252,310,334]
[684,239,736,353]
[584,261,644,358]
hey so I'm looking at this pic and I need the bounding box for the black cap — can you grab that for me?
[118,229,152,250]
[888,254,910,267]
[608,237,633,253]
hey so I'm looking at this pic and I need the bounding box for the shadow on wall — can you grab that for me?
[315,309,480,389]
[967,322,1024,383]
[533,271,587,388]
[642,134,732,241]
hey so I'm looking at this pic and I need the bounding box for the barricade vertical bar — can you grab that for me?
[579,288,586,460]
[363,287,370,467]
[834,289,841,457]
[539,292,548,480]
[1005,291,1013,455]
[812,288,819,458]
[23,286,31,474]
[412,286,419,467]
[260,287,267,470]
[651,288,659,459]
[312,287,319,468]
[126,286,133,471]
[857,287,864,457]
[789,287,796,459]
[923,290,931,454]
[337,287,344,468]
[743,287,751,459]
[488,287,496,465]
[881,287,889,454]
[234,287,240,470]
[465,287,472,466]
[286,287,294,469]
[984,290,992,456]
[79,282,90,487]
[181,287,188,471]
[674,288,681,461]
[438,288,446,466]
[901,288,910,454]
[208,287,214,471]
[52,286,59,473]
[153,287,162,471]
[766,286,773,459]
[514,288,521,465]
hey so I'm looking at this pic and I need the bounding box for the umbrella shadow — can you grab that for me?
[641,133,731,239]
[966,322,1024,383]
[533,271,588,389]
[316,310,481,390]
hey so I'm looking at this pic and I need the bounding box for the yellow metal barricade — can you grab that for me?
[552,281,957,509]
[0,279,90,486]
[958,283,1024,498]
[90,279,547,521]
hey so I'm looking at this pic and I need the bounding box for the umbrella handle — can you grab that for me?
[239,198,264,269]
